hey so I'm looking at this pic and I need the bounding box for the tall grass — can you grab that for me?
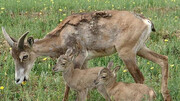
[0,0,179,100]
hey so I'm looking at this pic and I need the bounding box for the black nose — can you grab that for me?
[23,77,27,81]
[94,80,98,85]
[16,79,20,83]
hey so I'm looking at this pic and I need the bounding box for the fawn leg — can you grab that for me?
[62,85,70,101]
[137,46,171,101]
[77,90,88,101]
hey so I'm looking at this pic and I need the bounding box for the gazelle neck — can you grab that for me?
[32,37,66,58]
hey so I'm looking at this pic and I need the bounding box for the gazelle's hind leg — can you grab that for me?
[137,46,171,101]
[116,48,144,83]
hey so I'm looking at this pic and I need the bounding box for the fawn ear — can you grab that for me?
[112,66,120,76]
[65,48,75,61]
[27,37,34,47]
[107,61,113,69]
[65,48,73,56]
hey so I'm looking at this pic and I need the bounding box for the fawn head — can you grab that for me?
[53,48,74,72]
[94,61,120,86]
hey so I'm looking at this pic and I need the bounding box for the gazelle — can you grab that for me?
[94,62,156,101]
[2,10,171,101]
[53,48,111,101]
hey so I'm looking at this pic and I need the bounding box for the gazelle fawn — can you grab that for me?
[94,62,156,101]
[53,49,111,101]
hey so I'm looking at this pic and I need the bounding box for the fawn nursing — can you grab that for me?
[94,62,156,101]
[53,49,111,101]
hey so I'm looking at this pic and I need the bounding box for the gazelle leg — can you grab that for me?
[74,50,88,69]
[118,51,144,83]
[62,85,70,101]
[137,46,171,101]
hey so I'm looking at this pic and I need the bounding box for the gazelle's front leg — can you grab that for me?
[74,50,88,69]
[137,46,171,101]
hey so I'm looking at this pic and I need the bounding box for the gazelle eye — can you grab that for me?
[23,55,28,60]
[61,63,66,66]
[102,76,106,79]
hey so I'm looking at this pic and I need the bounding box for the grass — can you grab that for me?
[0,0,179,100]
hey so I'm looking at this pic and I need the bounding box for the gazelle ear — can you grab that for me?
[107,61,113,69]
[27,37,34,47]
[112,66,120,76]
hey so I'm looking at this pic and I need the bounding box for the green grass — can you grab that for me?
[0,0,180,100]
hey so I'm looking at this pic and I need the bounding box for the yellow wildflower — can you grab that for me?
[5,72,7,76]
[60,19,63,22]
[43,57,47,61]
[9,48,12,50]
[132,2,135,4]
[175,16,178,19]
[164,39,168,42]
[123,69,127,73]
[21,81,26,85]
[1,8,5,10]
[147,62,150,65]
[0,86,4,90]
[150,67,154,70]
[170,64,174,67]
[63,14,66,16]
[59,9,62,12]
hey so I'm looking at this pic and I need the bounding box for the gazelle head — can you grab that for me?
[53,48,74,72]
[2,27,36,84]
[94,61,120,86]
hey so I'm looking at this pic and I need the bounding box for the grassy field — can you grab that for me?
[0,0,179,100]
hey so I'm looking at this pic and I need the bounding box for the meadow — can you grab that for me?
[0,0,179,100]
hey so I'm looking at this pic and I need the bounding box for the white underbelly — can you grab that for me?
[86,47,116,60]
